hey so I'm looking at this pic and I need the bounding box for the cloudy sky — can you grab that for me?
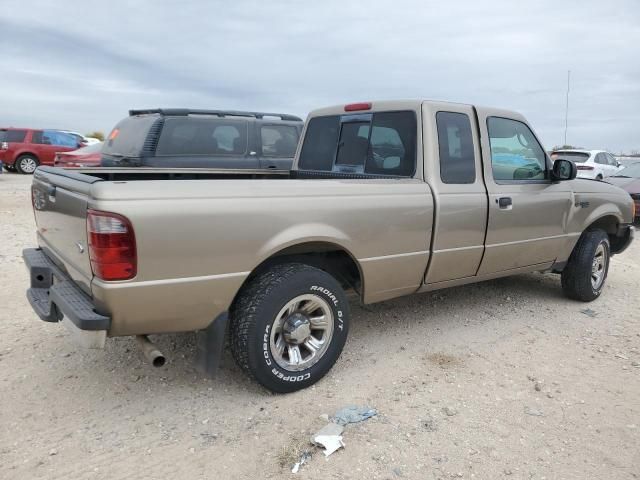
[1,0,639,151]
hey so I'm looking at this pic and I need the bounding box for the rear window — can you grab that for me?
[298,111,416,176]
[3,129,27,143]
[103,115,162,157]
[552,151,589,163]
[156,117,248,156]
[261,125,299,157]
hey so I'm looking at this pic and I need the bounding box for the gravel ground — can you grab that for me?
[1,173,639,479]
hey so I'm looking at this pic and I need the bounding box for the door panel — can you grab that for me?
[421,103,488,284]
[475,108,572,274]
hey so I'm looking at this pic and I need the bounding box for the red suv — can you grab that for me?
[0,128,82,174]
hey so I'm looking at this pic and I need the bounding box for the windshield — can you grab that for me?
[614,162,640,178]
[552,151,589,163]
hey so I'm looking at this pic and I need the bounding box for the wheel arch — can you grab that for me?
[231,240,364,310]
[584,213,628,254]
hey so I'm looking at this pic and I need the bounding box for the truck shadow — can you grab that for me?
[44,271,569,397]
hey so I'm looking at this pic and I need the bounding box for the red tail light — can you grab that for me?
[87,210,137,281]
[344,102,372,112]
[576,165,594,170]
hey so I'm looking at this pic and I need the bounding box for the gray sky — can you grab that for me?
[1,0,639,152]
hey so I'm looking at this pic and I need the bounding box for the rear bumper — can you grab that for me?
[23,248,110,344]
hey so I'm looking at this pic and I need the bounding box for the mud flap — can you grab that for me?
[195,313,229,378]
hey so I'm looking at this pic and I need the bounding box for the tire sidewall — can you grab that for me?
[16,155,39,174]
[587,236,610,298]
[248,269,349,392]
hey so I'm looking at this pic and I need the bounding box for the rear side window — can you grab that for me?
[156,117,248,156]
[3,129,27,143]
[436,112,475,184]
[261,125,299,157]
[298,111,416,176]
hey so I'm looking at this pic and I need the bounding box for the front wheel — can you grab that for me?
[230,263,350,393]
[561,229,610,301]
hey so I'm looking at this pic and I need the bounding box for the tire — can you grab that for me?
[596,174,603,181]
[15,155,39,174]
[561,229,610,302]
[230,263,350,393]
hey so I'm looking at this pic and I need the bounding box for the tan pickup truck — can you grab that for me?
[24,100,635,392]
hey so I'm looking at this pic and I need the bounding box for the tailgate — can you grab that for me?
[31,167,101,294]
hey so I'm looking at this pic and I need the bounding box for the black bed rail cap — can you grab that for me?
[128,108,302,122]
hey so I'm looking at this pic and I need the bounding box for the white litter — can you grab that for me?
[313,434,345,457]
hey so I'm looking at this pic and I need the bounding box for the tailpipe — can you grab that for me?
[135,335,166,367]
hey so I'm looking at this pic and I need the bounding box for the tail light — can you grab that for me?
[87,210,137,281]
[1,142,8,150]
[576,165,594,170]
[344,102,372,112]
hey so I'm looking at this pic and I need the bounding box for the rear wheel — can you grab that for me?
[15,155,39,174]
[230,263,350,393]
[561,229,610,301]
[596,174,603,181]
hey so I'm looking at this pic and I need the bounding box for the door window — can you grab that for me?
[32,130,78,147]
[436,112,475,184]
[594,153,607,165]
[487,117,547,181]
[261,125,299,157]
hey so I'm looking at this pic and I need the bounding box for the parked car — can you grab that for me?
[551,149,621,180]
[0,128,82,173]
[101,109,303,170]
[54,143,103,168]
[24,100,634,393]
[62,131,102,146]
[606,162,640,223]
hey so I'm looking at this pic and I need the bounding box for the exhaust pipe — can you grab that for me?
[135,335,166,367]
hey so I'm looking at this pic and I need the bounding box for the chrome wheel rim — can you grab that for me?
[269,294,334,372]
[591,243,608,290]
[20,157,37,173]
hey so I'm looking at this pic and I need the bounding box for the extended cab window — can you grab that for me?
[261,125,299,157]
[436,112,475,184]
[298,111,416,176]
[156,117,248,156]
[487,117,547,181]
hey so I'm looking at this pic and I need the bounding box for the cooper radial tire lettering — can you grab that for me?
[230,263,350,393]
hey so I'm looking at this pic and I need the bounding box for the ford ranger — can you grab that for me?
[24,100,635,393]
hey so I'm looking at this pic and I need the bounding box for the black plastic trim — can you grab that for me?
[23,248,111,330]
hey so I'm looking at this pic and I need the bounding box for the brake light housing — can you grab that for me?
[576,165,594,170]
[87,209,137,281]
[344,102,372,112]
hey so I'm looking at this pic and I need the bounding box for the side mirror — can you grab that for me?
[552,158,577,181]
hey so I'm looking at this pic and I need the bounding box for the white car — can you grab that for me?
[551,149,622,180]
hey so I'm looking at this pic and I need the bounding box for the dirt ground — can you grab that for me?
[1,173,639,480]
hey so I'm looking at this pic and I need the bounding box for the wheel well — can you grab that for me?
[17,152,39,161]
[586,215,625,253]
[238,242,363,301]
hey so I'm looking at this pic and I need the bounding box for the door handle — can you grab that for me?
[497,197,512,208]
